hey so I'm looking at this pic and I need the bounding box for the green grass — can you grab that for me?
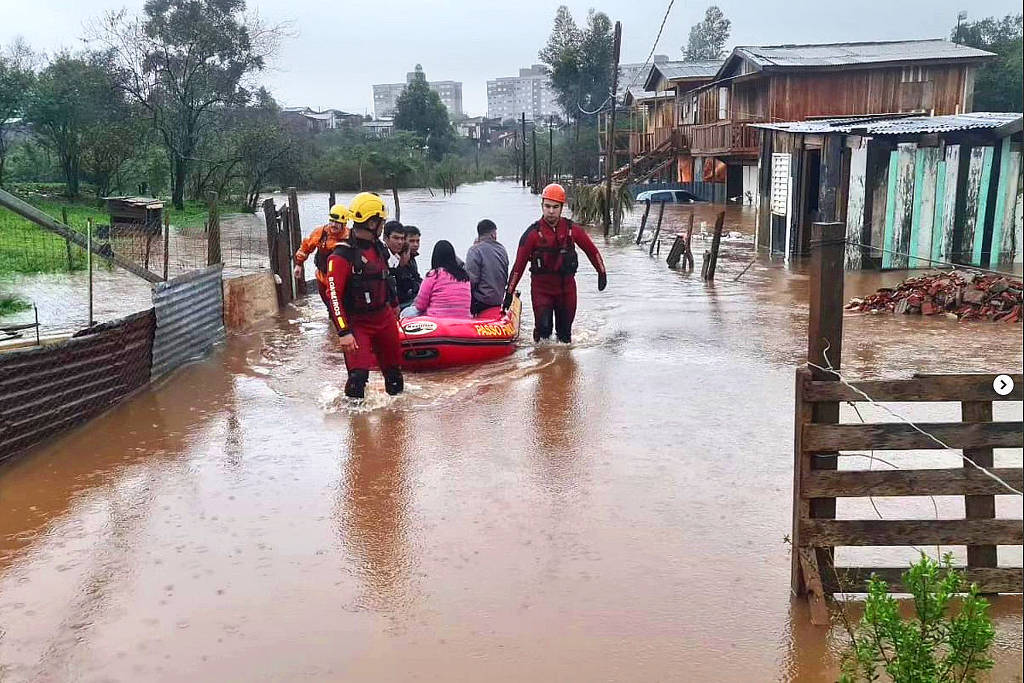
[0,294,31,318]
[1,189,248,275]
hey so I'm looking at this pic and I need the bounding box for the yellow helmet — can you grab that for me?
[348,192,388,223]
[328,204,350,224]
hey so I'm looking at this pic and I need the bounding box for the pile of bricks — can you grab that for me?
[846,271,1023,323]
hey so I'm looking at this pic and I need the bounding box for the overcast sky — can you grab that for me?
[1,0,1017,116]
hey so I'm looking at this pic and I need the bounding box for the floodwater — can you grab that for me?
[1,182,1022,681]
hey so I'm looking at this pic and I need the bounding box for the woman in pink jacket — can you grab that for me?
[409,240,472,319]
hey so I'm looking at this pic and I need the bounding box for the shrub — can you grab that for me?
[839,553,996,683]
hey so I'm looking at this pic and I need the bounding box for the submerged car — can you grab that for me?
[635,189,707,204]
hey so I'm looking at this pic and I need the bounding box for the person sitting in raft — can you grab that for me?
[393,225,422,309]
[465,219,509,316]
[403,240,472,319]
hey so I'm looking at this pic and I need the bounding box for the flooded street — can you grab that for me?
[1,181,1021,681]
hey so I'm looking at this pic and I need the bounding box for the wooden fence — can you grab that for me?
[792,222,1024,626]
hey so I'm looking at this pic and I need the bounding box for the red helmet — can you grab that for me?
[541,183,566,205]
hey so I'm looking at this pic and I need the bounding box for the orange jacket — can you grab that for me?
[295,223,350,283]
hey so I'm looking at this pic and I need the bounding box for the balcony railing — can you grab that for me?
[678,121,762,156]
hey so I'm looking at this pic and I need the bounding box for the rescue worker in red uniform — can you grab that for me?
[324,192,404,399]
[503,183,607,343]
[293,204,351,310]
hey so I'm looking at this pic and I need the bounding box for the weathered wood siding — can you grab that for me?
[845,143,868,269]
[883,144,917,269]
[935,145,960,262]
[767,65,971,121]
[990,138,1021,267]
[960,146,992,265]
[909,146,941,267]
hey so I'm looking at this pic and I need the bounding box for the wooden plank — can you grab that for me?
[801,519,1024,547]
[818,134,843,221]
[803,421,1023,452]
[882,149,900,268]
[885,144,916,269]
[960,146,987,264]
[994,144,1021,267]
[963,401,997,573]
[802,467,1024,498]
[845,144,867,270]
[798,547,831,626]
[824,567,1023,594]
[911,147,940,268]
[802,374,1024,403]
[972,146,994,266]
[792,367,814,595]
[935,145,959,263]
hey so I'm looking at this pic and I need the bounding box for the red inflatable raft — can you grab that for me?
[397,294,522,370]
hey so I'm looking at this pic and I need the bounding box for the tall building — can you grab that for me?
[487,65,561,123]
[372,65,464,119]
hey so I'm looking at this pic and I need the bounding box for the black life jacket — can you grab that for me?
[313,230,333,274]
[331,239,397,314]
[528,218,578,276]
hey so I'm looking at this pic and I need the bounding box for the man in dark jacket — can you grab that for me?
[465,219,509,316]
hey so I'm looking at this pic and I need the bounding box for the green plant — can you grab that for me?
[839,553,996,683]
[0,294,31,317]
[569,182,633,227]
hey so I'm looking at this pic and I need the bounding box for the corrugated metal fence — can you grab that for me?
[1,265,228,461]
[0,309,154,459]
[151,265,226,381]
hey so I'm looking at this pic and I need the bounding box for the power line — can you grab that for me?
[622,0,678,95]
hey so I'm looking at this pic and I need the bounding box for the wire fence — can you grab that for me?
[1,206,270,340]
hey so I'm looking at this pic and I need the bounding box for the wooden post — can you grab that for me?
[603,20,622,238]
[163,213,170,280]
[803,221,845,624]
[649,201,665,256]
[328,190,336,209]
[206,191,221,266]
[521,113,527,188]
[818,135,843,221]
[962,400,997,582]
[636,199,651,245]
[87,218,94,327]
[684,213,695,271]
[702,211,725,281]
[287,187,306,296]
[262,198,278,271]
[548,116,553,186]
[61,207,73,271]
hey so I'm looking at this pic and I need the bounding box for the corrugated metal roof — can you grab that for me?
[657,60,725,81]
[624,85,673,104]
[734,39,993,69]
[751,112,1022,135]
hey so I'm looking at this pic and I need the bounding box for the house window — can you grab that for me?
[718,87,729,120]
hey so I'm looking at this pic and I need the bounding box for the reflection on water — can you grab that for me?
[0,181,1021,681]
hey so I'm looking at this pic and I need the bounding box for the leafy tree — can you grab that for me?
[393,67,453,160]
[683,6,731,61]
[0,40,37,187]
[232,89,301,210]
[953,14,1023,112]
[93,0,277,209]
[538,7,615,123]
[81,117,145,198]
[25,53,114,197]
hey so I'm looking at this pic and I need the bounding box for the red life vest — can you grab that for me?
[528,218,579,276]
[331,239,397,314]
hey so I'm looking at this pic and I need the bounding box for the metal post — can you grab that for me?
[531,128,538,193]
[548,116,553,185]
[521,113,527,187]
[87,218,94,327]
[603,21,622,237]
[163,213,170,280]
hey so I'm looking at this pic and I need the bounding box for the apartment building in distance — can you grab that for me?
[487,65,561,123]
[373,65,464,119]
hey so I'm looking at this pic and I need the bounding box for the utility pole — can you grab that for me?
[531,127,538,193]
[603,20,622,237]
[548,116,554,185]
[521,113,527,188]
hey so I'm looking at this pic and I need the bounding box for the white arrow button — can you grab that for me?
[993,374,1014,397]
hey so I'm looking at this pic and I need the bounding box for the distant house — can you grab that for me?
[362,118,394,139]
[677,39,995,203]
[281,107,363,133]
[456,116,503,142]
[752,112,1023,269]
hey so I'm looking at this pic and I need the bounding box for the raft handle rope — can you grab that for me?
[808,341,1023,497]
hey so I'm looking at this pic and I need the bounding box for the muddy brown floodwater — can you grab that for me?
[1,182,1021,681]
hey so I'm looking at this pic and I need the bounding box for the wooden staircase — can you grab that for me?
[610,135,676,184]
